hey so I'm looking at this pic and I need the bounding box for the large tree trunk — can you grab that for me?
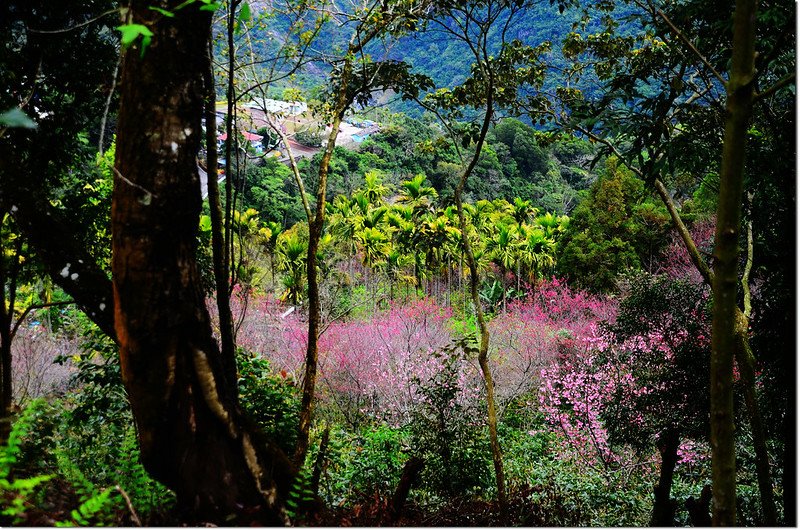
[112,2,292,523]
[11,200,116,339]
[709,0,758,524]
[0,269,11,444]
[0,233,20,443]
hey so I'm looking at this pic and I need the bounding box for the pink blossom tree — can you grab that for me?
[538,273,712,525]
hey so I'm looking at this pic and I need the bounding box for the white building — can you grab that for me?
[246,98,308,116]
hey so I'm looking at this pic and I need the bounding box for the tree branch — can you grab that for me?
[754,72,796,102]
[10,300,75,343]
[653,7,727,86]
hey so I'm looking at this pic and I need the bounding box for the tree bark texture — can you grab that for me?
[710,0,757,524]
[391,456,425,522]
[112,2,292,523]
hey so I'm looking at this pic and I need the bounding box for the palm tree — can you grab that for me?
[485,222,521,311]
[276,232,307,305]
[383,247,414,301]
[386,205,417,298]
[361,169,390,206]
[397,173,438,215]
[328,194,363,279]
[511,197,538,225]
[362,205,388,230]
[534,211,568,240]
[355,226,390,302]
[259,220,282,285]
[466,199,497,237]
[519,223,556,293]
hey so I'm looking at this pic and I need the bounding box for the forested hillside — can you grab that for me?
[0,0,795,526]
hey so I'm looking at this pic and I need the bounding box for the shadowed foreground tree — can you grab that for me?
[112,0,292,523]
[708,0,757,522]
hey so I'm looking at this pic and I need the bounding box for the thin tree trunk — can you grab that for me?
[651,429,681,526]
[583,38,776,523]
[500,265,507,312]
[0,331,10,443]
[655,179,776,524]
[112,3,293,522]
[98,56,120,156]
[0,256,11,444]
[223,0,239,296]
[294,57,352,467]
[310,426,330,497]
[204,38,236,389]
[735,319,778,525]
[0,235,21,443]
[710,0,757,523]
[453,93,507,518]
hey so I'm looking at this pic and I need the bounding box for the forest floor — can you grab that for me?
[19,485,552,527]
[307,486,560,527]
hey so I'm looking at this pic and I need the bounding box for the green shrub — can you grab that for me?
[321,425,411,506]
[236,348,301,455]
[0,400,54,525]
[409,343,493,500]
[522,452,651,526]
[19,322,175,524]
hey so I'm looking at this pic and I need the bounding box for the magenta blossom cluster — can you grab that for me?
[232,294,482,426]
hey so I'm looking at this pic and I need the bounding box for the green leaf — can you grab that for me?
[0,107,37,129]
[148,6,175,17]
[199,215,212,232]
[238,1,251,21]
[199,1,221,11]
[140,34,152,58]
[233,1,251,33]
[117,23,154,48]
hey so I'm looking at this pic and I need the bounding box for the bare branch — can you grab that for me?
[25,8,119,34]
[754,72,796,102]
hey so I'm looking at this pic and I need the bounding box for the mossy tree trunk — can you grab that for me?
[710,0,758,524]
[112,1,292,523]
